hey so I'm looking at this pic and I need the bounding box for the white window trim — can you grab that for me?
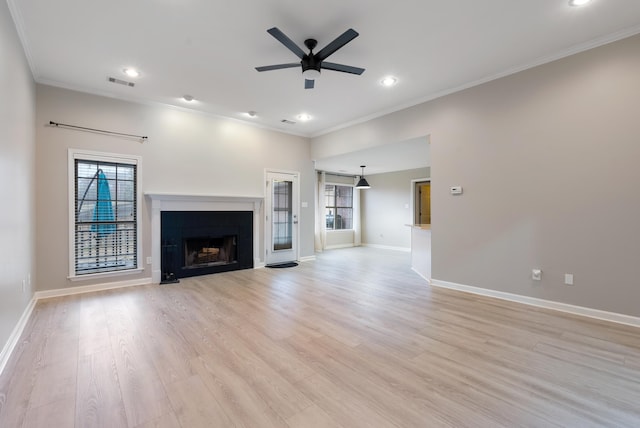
[68,149,143,281]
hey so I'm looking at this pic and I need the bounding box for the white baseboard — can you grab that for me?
[0,297,36,376]
[431,279,640,328]
[361,243,411,252]
[35,277,152,300]
[325,244,355,250]
[411,267,431,284]
[254,262,266,269]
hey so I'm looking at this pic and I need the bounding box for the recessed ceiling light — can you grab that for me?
[297,113,312,121]
[381,76,397,87]
[569,0,592,6]
[247,111,257,117]
[123,68,140,78]
[183,95,195,102]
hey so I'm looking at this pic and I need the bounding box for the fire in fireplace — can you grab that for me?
[184,235,237,268]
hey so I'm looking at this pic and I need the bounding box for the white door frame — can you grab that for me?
[265,169,300,265]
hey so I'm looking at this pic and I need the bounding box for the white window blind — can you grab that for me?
[72,155,139,276]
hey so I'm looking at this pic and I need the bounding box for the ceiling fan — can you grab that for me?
[255,27,365,89]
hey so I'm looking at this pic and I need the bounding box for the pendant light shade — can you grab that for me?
[355,165,371,189]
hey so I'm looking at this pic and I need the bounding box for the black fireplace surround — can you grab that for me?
[161,211,253,280]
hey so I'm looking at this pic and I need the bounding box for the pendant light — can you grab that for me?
[355,165,371,189]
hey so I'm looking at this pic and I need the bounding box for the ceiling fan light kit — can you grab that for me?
[256,27,365,89]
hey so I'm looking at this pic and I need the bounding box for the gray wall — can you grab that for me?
[312,34,640,317]
[0,2,36,351]
[362,168,430,250]
[36,85,315,292]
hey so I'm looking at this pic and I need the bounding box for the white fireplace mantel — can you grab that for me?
[145,192,264,283]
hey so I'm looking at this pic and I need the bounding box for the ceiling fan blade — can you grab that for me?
[255,63,300,72]
[267,27,306,59]
[321,62,365,75]
[305,79,315,89]
[315,29,359,62]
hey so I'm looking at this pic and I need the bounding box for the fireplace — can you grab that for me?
[161,211,253,280]
[146,193,263,284]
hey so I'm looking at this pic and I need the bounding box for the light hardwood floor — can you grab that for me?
[1,247,640,427]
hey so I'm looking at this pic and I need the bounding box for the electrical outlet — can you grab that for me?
[564,274,574,285]
[532,269,542,281]
[146,256,152,265]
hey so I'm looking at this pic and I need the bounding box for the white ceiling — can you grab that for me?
[8,0,640,154]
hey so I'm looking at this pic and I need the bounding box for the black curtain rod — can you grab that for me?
[49,121,148,141]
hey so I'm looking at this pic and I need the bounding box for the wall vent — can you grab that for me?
[108,77,135,87]
[280,119,296,125]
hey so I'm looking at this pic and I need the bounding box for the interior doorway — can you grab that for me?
[414,180,431,225]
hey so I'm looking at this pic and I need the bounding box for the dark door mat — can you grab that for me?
[266,262,299,268]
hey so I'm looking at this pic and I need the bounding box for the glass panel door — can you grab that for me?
[265,171,299,265]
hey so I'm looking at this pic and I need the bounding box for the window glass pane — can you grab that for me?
[74,158,137,275]
[117,181,134,201]
[115,201,135,221]
[100,164,117,180]
[324,185,335,209]
[272,180,292,250]
[336,186,353,207]
[324,184,353,230]
[77,162,97,179]
[117,164,135,181]
[336,208,353,230]
[77,178,97,201]
[77,201,95,223]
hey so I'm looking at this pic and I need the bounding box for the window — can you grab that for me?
[69,150,142,278]
[325,184,353,230]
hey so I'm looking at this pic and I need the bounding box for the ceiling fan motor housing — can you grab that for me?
[302,55,321,73]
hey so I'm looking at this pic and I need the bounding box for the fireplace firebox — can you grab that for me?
[184,235,236,268]
[161,211,253,280]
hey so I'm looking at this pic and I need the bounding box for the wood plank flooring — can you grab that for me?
[1,247,640,427]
